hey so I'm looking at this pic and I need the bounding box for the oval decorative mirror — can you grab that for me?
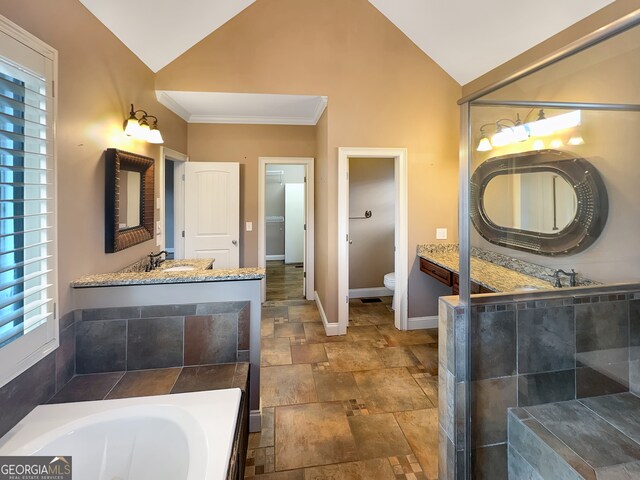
[470,149,608,256]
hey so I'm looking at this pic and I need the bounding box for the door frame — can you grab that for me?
[159,147,188,257]
[338,147,408,333]
[258,157,315,303]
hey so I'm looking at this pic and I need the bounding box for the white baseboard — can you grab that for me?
[315,290,340,336]
[266,254,285,261]
[408,316,438,330]
[349,287,393,298]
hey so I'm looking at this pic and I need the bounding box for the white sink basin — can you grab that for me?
[163,266,196,272]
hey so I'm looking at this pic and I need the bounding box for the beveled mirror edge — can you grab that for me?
[105,148,155,253]
[470,149,609,256]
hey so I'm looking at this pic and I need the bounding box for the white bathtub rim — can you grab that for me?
[0,389,242,480]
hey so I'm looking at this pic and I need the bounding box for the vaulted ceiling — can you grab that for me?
[78,0,614,85]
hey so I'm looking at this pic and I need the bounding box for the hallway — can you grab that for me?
[246,297,440,479]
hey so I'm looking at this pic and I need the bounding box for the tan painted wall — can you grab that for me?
[0,0,188,315]
[348,158,394,289]
[462,0,640,98]
[157,0,461,320]
[187,124,317,267]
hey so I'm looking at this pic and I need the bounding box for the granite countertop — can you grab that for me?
[417,244,556,293]
[71,258,265,288]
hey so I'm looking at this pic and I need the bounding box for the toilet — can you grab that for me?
[384,272,396,310]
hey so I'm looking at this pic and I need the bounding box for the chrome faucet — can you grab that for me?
[553,269,577,288]
[145,251,168,271]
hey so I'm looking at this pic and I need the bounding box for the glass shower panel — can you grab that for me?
[459,19,640,480]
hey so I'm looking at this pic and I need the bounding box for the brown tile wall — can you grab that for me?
[0,300,249,439]
[75,301,250,373]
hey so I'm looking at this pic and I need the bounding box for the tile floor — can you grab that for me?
[247,296,440,479]
[266,261,305,301]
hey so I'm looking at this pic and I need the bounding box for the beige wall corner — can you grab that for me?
[462,0,640,98]
[0,0,188,315]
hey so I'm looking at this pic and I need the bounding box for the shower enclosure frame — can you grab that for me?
[455,9,640,479]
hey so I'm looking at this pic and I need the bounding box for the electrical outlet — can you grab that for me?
[246,222,253,232]
[436,228,447,240]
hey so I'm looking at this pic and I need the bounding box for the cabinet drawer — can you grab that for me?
[420,258,452,286]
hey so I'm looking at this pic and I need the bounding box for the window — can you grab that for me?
[0,16,57,387]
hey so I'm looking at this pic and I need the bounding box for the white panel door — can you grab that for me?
[284,183,305,264]
[184,162,240,268]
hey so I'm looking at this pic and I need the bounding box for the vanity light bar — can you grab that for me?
[477,110,582,152]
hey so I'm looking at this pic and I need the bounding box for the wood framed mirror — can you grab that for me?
[105,148,154,253]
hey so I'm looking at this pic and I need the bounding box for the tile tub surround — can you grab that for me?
[508,393,640,479]
[438,286,640,480]
[70,257,264,288]
[0,311,76,438]
[75,301,251,373]
[418,243,599,292]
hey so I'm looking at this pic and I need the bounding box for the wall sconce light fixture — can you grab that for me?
[123,104,164,144]
[476,110,582,152]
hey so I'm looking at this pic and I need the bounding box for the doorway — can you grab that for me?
[338,148,408,334]
[258,157,315,303]
[159,147,187,258]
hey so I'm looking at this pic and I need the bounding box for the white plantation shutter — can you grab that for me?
[0,17,58,386]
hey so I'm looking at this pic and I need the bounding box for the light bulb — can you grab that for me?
[147,127,164,144]
[123,117,140,136]
[550,139,563,148]
[567,135,585,145]
[477,136,492,152]
[533,139,545,150]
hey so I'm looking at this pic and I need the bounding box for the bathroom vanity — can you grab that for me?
[417,243,597,294]
[71,258,265,432]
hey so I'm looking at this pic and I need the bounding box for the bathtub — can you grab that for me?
[0,389,243,480]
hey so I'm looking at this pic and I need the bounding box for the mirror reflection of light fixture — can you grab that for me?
[567,135,585,146]
[533,139,545,150]
[476,110,582,152]
[550,139,563,149]
[123,104,164,144]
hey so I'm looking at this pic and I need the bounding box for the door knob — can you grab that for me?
[232,240,238,246]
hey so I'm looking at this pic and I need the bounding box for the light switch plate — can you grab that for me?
[246,222,253,232]
[436,228,447,240]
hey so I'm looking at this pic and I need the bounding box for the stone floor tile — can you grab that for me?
[262,319,275,338]
[304,323,347,344]
[261,365,318,407]
[289,305,322,323]
[377,346,420,367]
[395,409,439,479]
[275,402,358,471]
[352,368,431,413]
[348,413,413,460]
[291,344,328,364]
[409,344,439,376]
[262,337,293,366]
[275,322,306,339]
[324,342,385,372]
[313,371,361,402]
[304,458,396,480]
